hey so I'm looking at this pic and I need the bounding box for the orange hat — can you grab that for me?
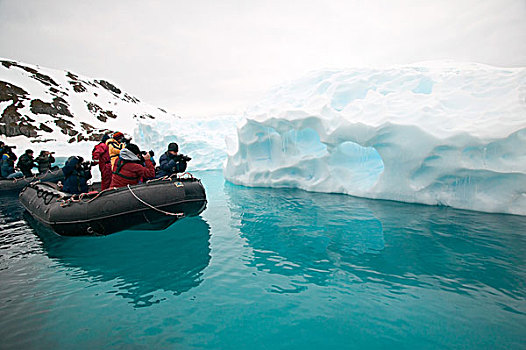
[113,132,124,140]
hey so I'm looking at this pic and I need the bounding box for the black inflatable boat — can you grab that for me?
[19,174,207,236]
[0,169,64,193]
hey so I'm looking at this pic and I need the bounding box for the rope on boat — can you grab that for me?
[126,184,184,217]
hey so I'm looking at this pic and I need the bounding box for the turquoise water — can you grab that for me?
[0,170,525,349]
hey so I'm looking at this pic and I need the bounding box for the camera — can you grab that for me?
[81,161,95,170]
[141,150,155,157]
[177,154,191,162]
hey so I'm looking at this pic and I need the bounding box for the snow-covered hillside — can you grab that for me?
[0,58,239,172]
[0,58,176,156]
[225,62,526,216]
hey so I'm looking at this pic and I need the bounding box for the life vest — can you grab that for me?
[112,158,140,181]
[107,140,124,158]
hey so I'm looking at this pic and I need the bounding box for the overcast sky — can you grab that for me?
[1,0,525,117]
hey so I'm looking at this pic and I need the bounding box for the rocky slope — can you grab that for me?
[0,58,174,146]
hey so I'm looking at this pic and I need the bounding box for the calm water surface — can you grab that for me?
[0,170,525,349]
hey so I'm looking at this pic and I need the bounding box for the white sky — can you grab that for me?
[1,0,525,117]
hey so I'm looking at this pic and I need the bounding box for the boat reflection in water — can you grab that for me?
[26,214,211,307]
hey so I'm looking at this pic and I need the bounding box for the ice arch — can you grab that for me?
[329,141,384,191]
[224,121,384,194]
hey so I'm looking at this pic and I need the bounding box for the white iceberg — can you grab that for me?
[224,62,526,216]
[134,116,240,170]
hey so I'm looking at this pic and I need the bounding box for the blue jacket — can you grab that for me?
[1,153,16,178]
[156,152,187,177]
[62,156,92,194]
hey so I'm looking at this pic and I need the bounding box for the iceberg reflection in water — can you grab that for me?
[26,215,211,307]
[225,182,525,305]
[226,182,384,289]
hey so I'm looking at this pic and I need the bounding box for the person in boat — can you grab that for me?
[106,131,127,169]
[156,142,190,178]
[1,146,22,179]
[110,143,155,188]
[61,156,92,194]
[17,149,36,177]
[140,150,156,181]
[35,150,57,174]
[92,134,112,190]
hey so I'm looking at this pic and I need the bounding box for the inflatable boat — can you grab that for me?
[19,174,207,236]
[0,169,64,193]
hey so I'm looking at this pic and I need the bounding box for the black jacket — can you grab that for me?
[157,152,187,177]
[62,156,92,194]
[35,154,56,173]
[17,154,35,177]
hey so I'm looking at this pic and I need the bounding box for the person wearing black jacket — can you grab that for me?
[35,150,56,174]
[17,149,36,177]
[156,142,190,178]
[61,156,92,194]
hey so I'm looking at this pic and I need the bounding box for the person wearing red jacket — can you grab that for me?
[110,143,155,188]
[92,134,112,190]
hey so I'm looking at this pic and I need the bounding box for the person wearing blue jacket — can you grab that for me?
[1,146,22,179]
[61,156,92,194]
[156,142,190,178]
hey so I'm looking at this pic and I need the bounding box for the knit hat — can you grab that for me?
[25,149,33,154]
[113,132,124,140]
[168,142,178,152]
[126,143,141,156]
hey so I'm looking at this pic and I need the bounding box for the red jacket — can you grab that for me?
[110,148,155,188]
[92,142,110,166]
[92,141,112,190]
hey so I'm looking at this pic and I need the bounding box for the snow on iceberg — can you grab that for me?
[224,62,526,216]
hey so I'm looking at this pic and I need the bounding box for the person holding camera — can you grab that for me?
[61,156,92,194]
[156,142,190,178]
[35,150,56,174]
[17,149,36,177]
[110,143,155,188]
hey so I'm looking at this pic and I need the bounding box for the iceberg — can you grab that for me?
[134,116,240,170]
[224,62,526,216]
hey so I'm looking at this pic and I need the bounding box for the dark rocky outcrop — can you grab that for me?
[49,86,68,97]
[123,93,140,103]
[30,97,73,117]
[86,101,118,122]
[96,80,121,95]
[135,113,155,119]
[0,81,29,102]
[70,82,87,93]
[0,104,38,137]
[39,123,53,133]
[66,71,88,93]
[54,117,77,136]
